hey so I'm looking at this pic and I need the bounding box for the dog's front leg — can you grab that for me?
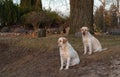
[60,57,64,70]
[83,45,87,55]
[65,58,70,70]
[88,43,92,55]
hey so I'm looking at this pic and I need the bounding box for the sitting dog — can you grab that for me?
[81,26,107,55]
[58,37,80,70]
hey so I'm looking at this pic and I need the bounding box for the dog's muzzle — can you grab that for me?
[58,44,62,47]
[82,32,86,35]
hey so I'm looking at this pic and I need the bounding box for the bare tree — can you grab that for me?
[116,0,120,27]
[35,0,42,11]
[116,0,119,12]
[43,0,69,16]
[99,0,106,32]
[100,0,120,27]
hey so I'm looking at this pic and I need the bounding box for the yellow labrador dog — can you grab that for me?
[81,27,107,55]
[58,37,80,70]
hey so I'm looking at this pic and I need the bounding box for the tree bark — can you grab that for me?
[20,0,32,8]
[70,0,94,34]
[35,0,42,11]
[20,0,42,11]
[116,0,119,12]
[116,0,120,27]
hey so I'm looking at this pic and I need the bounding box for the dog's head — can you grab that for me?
[57,37,68,47]
[80,27,89,35]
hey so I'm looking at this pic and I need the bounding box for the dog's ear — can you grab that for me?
[63,38,68,43]
[86,27,89,31]
[80,28,83,32]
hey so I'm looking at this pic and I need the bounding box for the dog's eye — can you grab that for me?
[59,40,62,42]
[85,29,87,31]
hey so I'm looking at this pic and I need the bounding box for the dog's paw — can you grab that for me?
[83,52,87,55]
[88,52,92,55]
[59,67,63,71]
[83,53,86,55]
[64,67,69,70]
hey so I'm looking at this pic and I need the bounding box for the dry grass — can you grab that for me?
[0,35,120,77]
[0,35,120,61]
[0,35,120,60]
[0,35,119,49]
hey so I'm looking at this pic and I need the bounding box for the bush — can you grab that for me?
[1,27,10,32]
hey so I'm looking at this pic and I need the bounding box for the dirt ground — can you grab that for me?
[0,36,120,77]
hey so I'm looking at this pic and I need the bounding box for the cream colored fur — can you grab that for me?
[58,37,80,70]
[81,27,107,55]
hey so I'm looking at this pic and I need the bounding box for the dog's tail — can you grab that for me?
[101,48,107,51]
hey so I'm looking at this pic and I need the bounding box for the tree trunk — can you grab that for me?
[33,24,39,32]
[116,0,120,27]
[35,0,42,11]
[20,0,32,8]
[37,28,46,37]
[70,0,94,34]
[32,24,46,37]
[116,0,119,12]
[20,0,42,11]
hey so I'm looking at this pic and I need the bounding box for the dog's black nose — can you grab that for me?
[83,32,85,35]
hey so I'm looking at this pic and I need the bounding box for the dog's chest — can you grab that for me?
[83,37,90,44]
[60,47,70,58]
